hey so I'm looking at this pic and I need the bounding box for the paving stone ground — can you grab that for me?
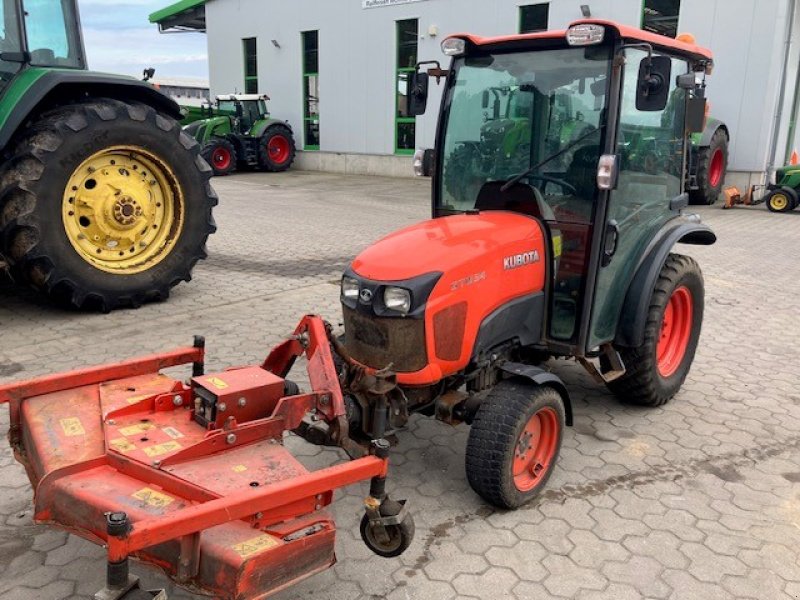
[1,170,799,600]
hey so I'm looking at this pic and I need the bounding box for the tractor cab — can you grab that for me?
[0,0,85,91]
[215,93,270,135]
[410,21,714,358]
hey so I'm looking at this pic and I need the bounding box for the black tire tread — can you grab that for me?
[465,381,564,509]
[607,253,703,407]
[689,128,728,206]
[260,124,296,172]
[0,97,217,311]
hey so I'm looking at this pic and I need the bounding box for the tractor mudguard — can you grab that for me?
[498,362,573,426]
[615,218,716,349]
[250,117,293,138]
[694,117,728,148]
[0,69,181,149]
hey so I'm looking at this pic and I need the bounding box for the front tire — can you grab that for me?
[764,187,798,213]
[608,254,704,406]
[259,125,296,172]
[201,139,237,176]
[0,98,217,310]
[689,129,728,205]
[465,382,565,509]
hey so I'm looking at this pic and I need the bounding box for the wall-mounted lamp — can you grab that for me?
[580,5,592,17]
[428,25,438,37]
[271,39,281,49]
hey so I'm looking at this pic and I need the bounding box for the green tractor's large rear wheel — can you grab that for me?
[0,98,217,310]
[259,125,296,172]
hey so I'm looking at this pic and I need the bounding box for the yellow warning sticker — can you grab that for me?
[119,422,155,437]
[162,426,184,440]
[142,440,182,458]
[109,438,136,453]
[60,417,85,437]
[232,534,280,557]
[232,465,248,473]
[132,487,174,509]
[207,376,228,390]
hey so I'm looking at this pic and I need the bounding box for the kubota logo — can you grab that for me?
[503,251,540,270]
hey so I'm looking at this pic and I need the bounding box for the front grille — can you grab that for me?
[343,306,427,372]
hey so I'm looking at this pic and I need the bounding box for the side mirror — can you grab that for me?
[686,96,707,134]
[408,70,429,117]
[636,55,672,112]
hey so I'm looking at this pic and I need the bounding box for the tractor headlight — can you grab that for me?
[342,276,360,300]
[384,287,411,314]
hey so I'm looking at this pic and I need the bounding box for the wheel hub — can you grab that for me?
[62,146,185,274]
[656,286,694,378]
[512,407,559,492]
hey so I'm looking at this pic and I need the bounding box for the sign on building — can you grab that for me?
[363,0,427,8]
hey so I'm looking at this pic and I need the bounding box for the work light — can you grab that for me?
[566,24,605,46]
[441,37,466,56]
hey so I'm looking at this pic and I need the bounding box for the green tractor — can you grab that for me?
[0,0,216,311]
[762,164,800,212]
[183,94,296,176]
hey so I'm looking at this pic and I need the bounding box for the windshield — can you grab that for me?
[0,0,22,86]
[437,46,611,224]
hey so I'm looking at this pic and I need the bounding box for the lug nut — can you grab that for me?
[238,397,247,407]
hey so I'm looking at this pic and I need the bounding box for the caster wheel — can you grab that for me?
[359,500,415,558]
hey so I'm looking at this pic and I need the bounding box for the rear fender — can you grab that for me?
[0,70,181,150]
[499,362,573,426]
[615,218,716,348]
[250,118,292,138]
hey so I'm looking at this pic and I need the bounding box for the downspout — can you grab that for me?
[768,0,797,179]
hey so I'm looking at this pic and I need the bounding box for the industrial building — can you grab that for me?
[151,0,800,188]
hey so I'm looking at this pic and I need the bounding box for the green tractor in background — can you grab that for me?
[0,0,216,311]
[762,164,800,212]
[183,94,296,176]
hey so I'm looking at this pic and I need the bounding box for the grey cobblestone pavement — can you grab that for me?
[1,171,799,600]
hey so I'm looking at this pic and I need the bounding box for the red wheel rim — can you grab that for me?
[211,147,231,170]
[513,407,559,492]
[267,135,291,165]
[657,286,694,378]
[708,148,724,188]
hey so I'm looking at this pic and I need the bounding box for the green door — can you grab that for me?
[589,50,688,349]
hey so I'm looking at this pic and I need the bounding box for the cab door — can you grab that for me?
[588,50,689,349]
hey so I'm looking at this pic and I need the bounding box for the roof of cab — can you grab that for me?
[452,19,713,63]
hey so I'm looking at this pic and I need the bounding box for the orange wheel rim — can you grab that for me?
[708,149,724,187]
[513,406,559,492]
[657,286,694,378]
[267,135,290,164]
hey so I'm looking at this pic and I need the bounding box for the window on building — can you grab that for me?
[396,19,418,155]
[302,30,320,150]
[642,0,681,39]
[243,37,258,93]
[519,3,549,34]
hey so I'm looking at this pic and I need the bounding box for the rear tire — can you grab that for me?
[764,187,798,213]
[201,139,237,176]
[607,254,704,407]
[689,129,728,205]
[0,98,217,311]
[465,381,564,509]
[259,125,296,172]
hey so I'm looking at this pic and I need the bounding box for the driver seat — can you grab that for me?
[475,181,556,222]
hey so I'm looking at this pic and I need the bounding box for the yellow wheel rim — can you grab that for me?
[62,145,184,274]
[771,193,789,211]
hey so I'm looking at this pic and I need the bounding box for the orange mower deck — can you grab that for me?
[0,316,396,600]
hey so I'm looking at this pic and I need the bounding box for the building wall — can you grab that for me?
[205,0,797,181]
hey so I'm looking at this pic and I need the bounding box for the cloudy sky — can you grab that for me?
[79,0,209,80]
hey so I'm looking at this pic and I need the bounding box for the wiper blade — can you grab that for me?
[500,125,604,192]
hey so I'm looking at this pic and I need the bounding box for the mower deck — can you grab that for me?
[1,317,396,600]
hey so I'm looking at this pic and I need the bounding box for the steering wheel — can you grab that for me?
[525,174,576,195]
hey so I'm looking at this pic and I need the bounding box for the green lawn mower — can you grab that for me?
[184,94,296,176]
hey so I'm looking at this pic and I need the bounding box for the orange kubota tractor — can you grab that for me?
[1,20,715,600]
